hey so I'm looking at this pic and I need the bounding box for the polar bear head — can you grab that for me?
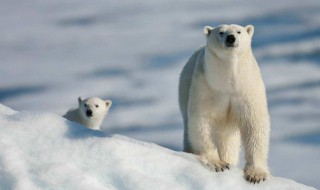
[204,24,254,59]
[78,97,112,120]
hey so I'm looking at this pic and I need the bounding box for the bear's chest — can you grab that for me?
[204,60,242,94]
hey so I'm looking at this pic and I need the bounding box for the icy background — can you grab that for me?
[0,0,320,188]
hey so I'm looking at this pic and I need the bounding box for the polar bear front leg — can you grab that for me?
[188,114,230,172]
[239,102,270,183]
[216,126,241,166]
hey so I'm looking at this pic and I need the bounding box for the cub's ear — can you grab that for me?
[245,25,254,38]
[203,26,214,37]
[78,97,83,104]
[106,100,112,108]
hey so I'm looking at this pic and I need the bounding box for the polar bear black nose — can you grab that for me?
[226,34,236,44]
[86,110,93,117]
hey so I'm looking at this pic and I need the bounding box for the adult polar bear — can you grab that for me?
[179,24,270,183]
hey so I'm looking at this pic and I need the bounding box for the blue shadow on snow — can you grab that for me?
[286,131,320,145]
[0,85,47,101]
[65,120,107,139]
[79,67,131,79]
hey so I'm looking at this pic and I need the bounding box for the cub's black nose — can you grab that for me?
[226,34,236,44]
[86,110,93,117]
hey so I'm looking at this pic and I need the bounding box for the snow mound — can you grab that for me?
[0,104,316,190]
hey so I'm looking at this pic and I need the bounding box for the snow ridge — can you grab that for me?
[0,104,316,190]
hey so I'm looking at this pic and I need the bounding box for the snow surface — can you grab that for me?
[0,104,316,190]
[1,0,320,188]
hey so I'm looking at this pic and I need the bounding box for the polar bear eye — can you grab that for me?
[237,31,241,34]
[95,105,99,108]
[219,31,224,36]
[84,103,87,107]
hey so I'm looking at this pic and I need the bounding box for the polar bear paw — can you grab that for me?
[199,155,230,172]
[244,167,269,184]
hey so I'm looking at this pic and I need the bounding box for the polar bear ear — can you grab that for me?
[78,97,83,104]
[204,26,214,37]
[105,100,112,108]
[245,25,254,38]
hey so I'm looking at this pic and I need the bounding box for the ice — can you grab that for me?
[0,104,316,190]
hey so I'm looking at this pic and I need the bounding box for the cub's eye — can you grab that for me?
[95,105,99,108]
[219,31,224,35]
[237,31,241,34]
[84,104,87,107]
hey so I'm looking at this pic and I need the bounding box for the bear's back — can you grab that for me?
[178,46,205,152]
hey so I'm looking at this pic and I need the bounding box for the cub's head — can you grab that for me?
[78,97,112,120]
[204,24,254,57]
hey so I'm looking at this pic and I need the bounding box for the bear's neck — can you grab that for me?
[204,47,251,93]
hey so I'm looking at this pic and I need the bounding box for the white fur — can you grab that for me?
[63,97,112,130]
[179,24,270,183]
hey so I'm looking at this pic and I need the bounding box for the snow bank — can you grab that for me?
[0,104,316,190]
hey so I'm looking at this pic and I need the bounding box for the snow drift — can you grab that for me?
[0,104,316,190]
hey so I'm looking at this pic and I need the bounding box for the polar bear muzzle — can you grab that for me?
[225,34,236,47]
[86,109,93,117]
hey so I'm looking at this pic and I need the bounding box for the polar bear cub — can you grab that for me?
[179,24,270,183]
[63,97,112,130]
